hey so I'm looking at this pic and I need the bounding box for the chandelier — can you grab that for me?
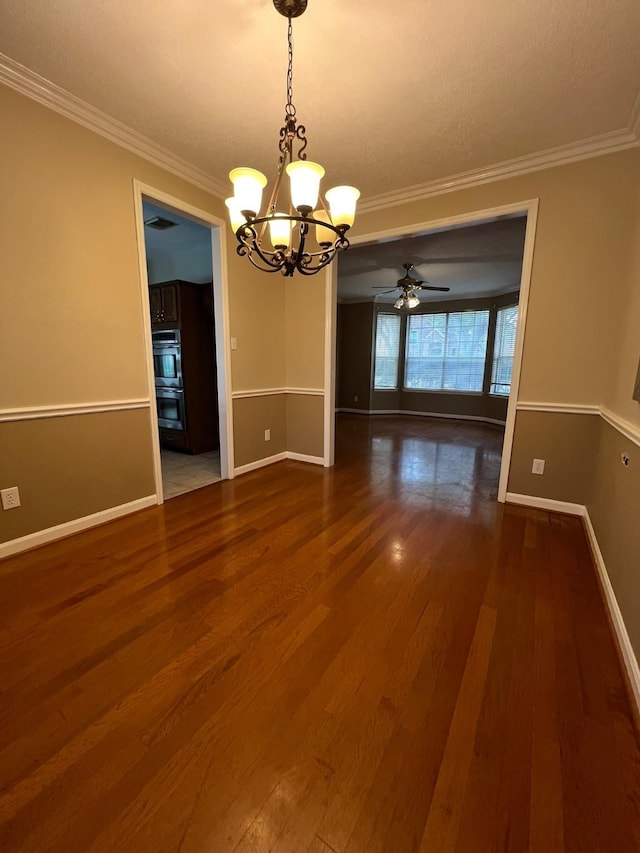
[225,0,359,277]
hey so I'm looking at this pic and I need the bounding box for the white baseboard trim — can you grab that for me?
[505,491,640,717]
[233,452,287,476]
[505,492,585,515]
[0,495,158,561]
[234,450,325,476]
[286,452,324,465]
[582,510,640,716]
[336,408,505,426]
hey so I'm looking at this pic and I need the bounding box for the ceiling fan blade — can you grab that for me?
[418,285,450,292]
[372,288,399,295]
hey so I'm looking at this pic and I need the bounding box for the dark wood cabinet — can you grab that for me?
[149,280,218,454]
[149,283,179,327]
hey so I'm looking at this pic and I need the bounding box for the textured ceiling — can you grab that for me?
[338,217,527,303]
[2,0,639,201]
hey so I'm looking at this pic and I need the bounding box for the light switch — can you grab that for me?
[231,337,238,351]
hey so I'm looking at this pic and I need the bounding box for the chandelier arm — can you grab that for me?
[238,247,286,274]
[297,220,308,261]
[238,214,348,241]
[236,224,286,272]
[245,240,288,273]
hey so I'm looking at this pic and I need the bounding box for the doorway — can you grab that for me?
[331,200,538,502]
[133,182,233,502]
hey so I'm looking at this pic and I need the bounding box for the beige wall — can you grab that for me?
[286,395,324,458]
[0,410,155,543]
[507,410,600,504]
[588,420,640,657]
[285,272,326,391]
[228,251,286,392]
[232,395,287,468]
[603,183,640,428]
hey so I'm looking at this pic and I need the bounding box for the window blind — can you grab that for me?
[373,313,401,390]
[405,310,489,392]
[490,304,519,395]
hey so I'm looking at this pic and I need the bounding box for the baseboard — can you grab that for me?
[335,408,505,426]
[0,495,158,561]
[234,450,325,476]
[505,491,640,720]
[582,509,640,720]
[504,492,585,515]
[286,452,324,465]
[233,452,287,476]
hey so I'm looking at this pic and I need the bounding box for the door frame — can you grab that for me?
[132,180,234,502]
[327,198,539,503]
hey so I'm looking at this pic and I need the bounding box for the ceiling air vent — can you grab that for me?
[144,215,178,230]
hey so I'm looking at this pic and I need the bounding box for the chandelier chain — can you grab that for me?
[285,17,295,119]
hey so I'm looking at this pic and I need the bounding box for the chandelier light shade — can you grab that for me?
[226,0,359,277]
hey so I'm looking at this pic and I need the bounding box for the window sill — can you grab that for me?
[401,388,484,396]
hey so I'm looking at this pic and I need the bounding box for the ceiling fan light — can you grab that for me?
[313,209,334,246]
[325,185,360,229]
[394,296,404,310]
[407,293,420,308]
[229,167,268,218]
[286,160,325,214]
[268,213,292,249]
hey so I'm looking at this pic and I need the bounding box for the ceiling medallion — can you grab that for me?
[225,0,359,277]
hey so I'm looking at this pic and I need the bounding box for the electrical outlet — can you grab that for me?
[532,458,545,475]
[621,452,630,467]
[1,486,21,510]
[264,429,271,441]
[230,337,238,351]
[354,395,359,402]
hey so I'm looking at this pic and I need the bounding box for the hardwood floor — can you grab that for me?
[0,414,639,851]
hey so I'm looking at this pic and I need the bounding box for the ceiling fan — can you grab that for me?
[373,263,450,309]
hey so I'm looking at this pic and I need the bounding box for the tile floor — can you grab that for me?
[161,448,221,500]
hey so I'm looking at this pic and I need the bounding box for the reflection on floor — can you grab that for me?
[336,413,504,519]
[161,448,221,499]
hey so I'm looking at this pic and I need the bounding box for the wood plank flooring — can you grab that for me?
[0,414,639,851]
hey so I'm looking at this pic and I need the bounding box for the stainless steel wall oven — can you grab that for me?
[152,329,182,388]
[155,387,186,431]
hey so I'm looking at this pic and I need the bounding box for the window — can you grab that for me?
[374,313,401,389]
[491,304,519,395]
[405,310,489,392]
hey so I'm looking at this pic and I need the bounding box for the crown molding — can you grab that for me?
[357,128,640,214]
[3,52,638,214]
[0,53,227,199]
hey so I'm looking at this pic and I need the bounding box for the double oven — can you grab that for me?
[152,329,186,431]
